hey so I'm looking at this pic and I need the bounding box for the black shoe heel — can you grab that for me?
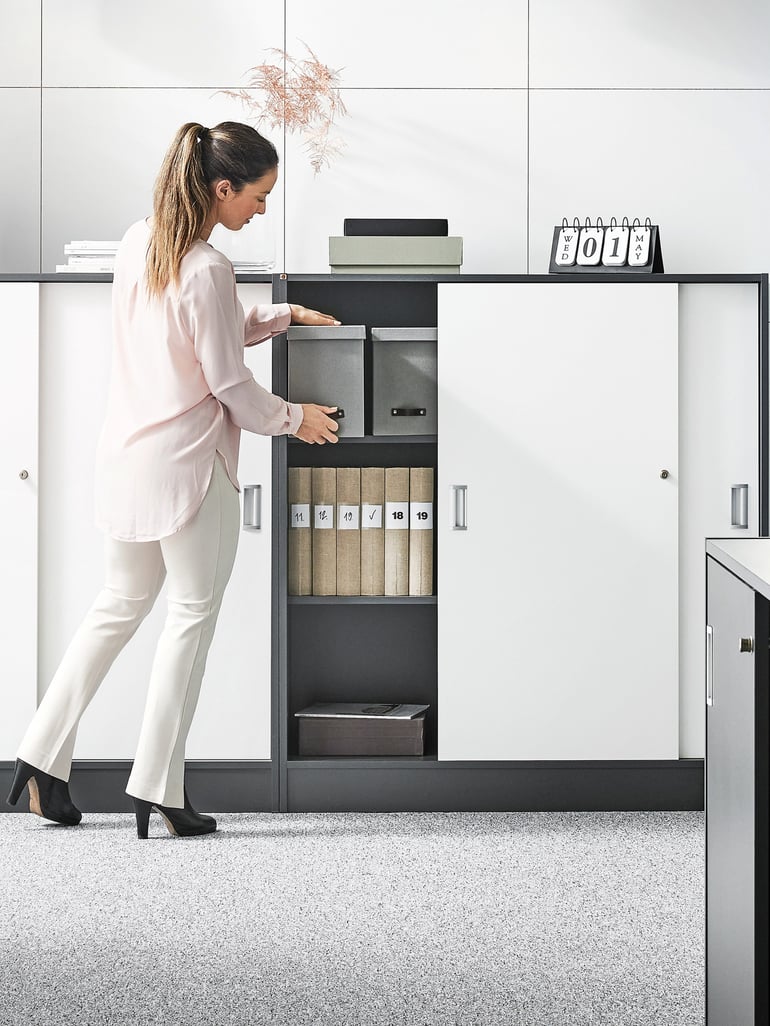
[130,790,216,839]
[132,797,152,839]
[5,758,82,825]
[6,760,35,806]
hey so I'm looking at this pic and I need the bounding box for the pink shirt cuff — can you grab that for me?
[244,303,292,347]
[288,402,304,436]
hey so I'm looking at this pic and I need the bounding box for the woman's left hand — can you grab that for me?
[289,304,341,327]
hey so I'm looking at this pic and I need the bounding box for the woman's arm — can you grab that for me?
[180,263,338,442]
[243,303,292,347]
[244,302,342,346]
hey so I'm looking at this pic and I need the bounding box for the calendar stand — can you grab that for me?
[549,221,665,275]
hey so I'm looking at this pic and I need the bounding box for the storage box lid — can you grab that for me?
[371,327,438,343]
[295,702,429,719]
[287,324,366,341]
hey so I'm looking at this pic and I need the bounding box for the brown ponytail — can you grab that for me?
[146,121,279,298]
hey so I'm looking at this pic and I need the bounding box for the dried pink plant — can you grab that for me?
[220,43,348,174]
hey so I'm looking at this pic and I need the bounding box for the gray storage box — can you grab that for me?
[287,325,366,437]
[372,327,438,435]
[329,236,462,274]
[296,702,428,756]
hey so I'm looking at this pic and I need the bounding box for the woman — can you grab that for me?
[6,121,340,838]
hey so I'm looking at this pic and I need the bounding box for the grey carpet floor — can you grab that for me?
[0,811,703,1026]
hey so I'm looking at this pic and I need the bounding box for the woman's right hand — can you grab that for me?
[295,405,340,444]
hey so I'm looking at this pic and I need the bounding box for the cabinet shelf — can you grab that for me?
[288,595,436,605]
[288,754,438,767]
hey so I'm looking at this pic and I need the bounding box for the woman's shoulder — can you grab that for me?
[179,239,234,283]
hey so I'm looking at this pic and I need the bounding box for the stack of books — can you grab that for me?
[56,241,120,273]
[329,218,463,274]
[230,259,275,273]
[288,466,434,597]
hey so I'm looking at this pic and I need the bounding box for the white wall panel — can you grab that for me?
[0,1,40,86]
[284,89,527,274]
[41,88,285,272]
[529,89,770,274]
[42,0,283,87]
[531,0,770,88]
[286,0,527,88]
[0,90,40,273]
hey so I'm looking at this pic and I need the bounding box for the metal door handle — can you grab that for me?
[450,485,467,530]
[731,484,749,529]
[243,484,262,530]
[706,624,713,707]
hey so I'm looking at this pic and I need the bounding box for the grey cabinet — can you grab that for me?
[706,541,770,1025]
[267,273,766,816]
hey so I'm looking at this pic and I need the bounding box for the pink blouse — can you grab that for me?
[94,218,302,542]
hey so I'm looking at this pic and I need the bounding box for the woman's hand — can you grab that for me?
[289,304,341,327]
[295,404,340,444]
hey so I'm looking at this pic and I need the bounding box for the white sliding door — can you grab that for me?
[38,282,273,761]
[437,283,679,760]
[0,284,39,759]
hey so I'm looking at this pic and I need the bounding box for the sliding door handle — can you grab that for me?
[731,484,749,529]
[450,485,467,530]
[706,624,714,707]
[243,484,262,531]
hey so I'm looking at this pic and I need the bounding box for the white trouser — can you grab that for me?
[16,453,240,809]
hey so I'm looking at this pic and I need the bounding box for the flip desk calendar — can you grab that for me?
[549,217,664,273]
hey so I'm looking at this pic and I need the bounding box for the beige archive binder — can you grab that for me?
[409,467,434,596]
[288,467,312,596]
[360,467,385,595]
[384,467,409,595]
[312,466,336,595]
[336,467,361,596]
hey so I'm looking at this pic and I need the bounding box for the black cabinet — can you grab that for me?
[706,542,770,1025]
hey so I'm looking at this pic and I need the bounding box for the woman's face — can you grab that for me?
[214,167,278,231]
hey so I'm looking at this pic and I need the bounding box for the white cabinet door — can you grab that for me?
[0,284,39,759]
[678,284,759,759]
[186,282,274,759]
[37,282,274,761]
[437,282,679,760]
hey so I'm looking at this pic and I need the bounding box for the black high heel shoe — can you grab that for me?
[6,758,82,825]
[131,787,216,839]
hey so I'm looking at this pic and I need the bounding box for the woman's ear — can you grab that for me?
[214,179,233,201]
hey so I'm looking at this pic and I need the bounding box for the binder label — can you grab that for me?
[314,504,334,529]
[361,503,383,529]
[385,501,409,529]
[290,503,310,528]
[410,502,433,530]
[338,505,360,530]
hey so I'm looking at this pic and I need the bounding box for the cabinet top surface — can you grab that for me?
[707,539,770,599]
[0,272,767,285]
